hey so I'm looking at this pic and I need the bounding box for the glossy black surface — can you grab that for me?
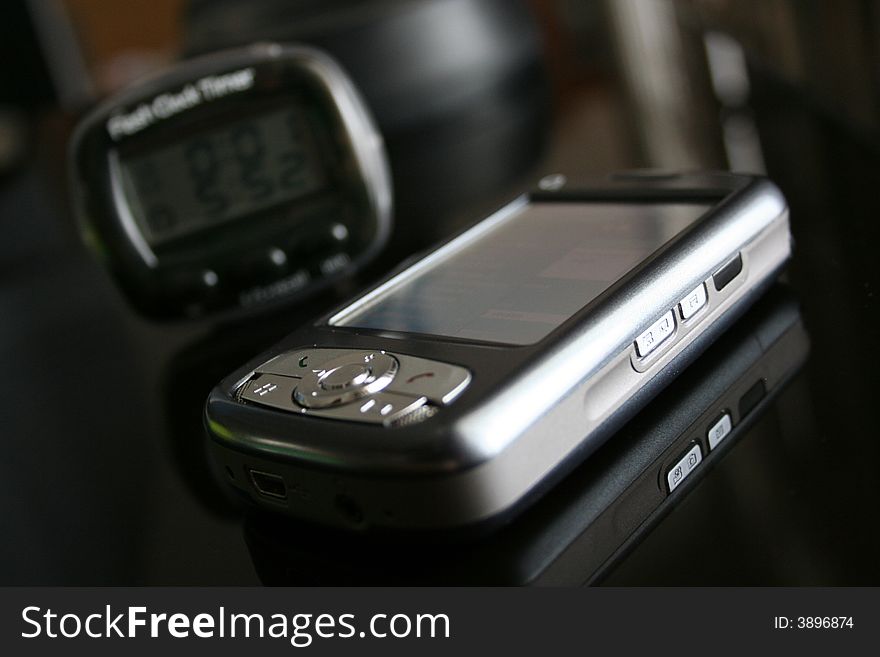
[3,5,880,584]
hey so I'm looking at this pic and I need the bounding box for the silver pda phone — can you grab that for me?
[205,171,792,531]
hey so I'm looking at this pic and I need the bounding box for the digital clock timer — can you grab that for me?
[70,44,391,319]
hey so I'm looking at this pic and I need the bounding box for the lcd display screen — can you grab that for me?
[118,105,326,245]
[331,202,712,344]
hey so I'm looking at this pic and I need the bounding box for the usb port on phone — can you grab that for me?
[249,470,287,500]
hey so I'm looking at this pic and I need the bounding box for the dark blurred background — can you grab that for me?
[1,0,878,584]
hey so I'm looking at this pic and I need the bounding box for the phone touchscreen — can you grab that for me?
[331,202,712,344]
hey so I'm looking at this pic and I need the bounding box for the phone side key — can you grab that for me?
[678,282,708,320]
[707,412,733,450]
[713,253,743,291]
[634,310,676,358]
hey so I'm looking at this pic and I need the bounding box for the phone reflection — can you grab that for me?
[240,284,810,585]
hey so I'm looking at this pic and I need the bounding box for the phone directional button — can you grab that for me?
[319,363,371,390]
[294,351,398,408]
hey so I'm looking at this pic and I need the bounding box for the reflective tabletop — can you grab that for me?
[2,4,879,585]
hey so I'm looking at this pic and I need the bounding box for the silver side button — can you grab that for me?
[666,443,703,493]
[707,413,733,450]
[635,310,675,358]
[239,373,301,412]
[678,282,708,320]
